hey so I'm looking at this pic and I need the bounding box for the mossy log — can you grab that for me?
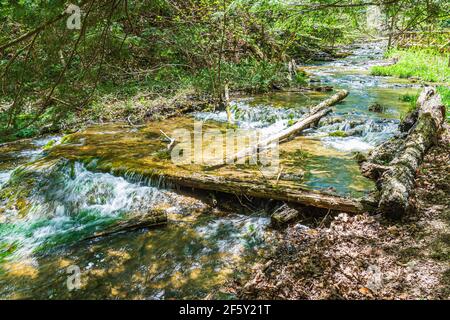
[164,172,375,214]
[367,88,445,216]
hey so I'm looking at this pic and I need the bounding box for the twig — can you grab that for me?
[160,129,176,150]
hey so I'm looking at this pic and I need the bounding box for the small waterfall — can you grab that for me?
[0,161,190,262]
[193,100,306,139]
[315,116,399,152]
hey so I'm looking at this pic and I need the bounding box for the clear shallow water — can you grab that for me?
[0,41,421,299]
[0,143,271,299]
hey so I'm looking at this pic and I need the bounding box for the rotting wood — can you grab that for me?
[271,203,300,227]
[159,171,376,214]
[362,87,445,217]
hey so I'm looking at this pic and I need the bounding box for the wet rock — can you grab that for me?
[314,51,335,61]
[353,152,367,163]
[318,116,344,126]
[333,51,352,58]
[368,103,386,113]
[310,86,333,92]
[279,173,304,181]
[346,128,364,136]
[347,119,366,129]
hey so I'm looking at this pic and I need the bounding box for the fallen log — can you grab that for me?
[211,90,349,168]
[163,172,376,214]
[374,87,445,216]
[83,213,167,241]
[360,136,405,181]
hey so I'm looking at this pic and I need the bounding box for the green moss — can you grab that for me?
[430,233,450,262]
[441,268,450,297]
[153,149,172,160]
[0,242,18,265]
[0,167,36,216]
[329,130,348,137]
[42,139,56,151]
[398,247,421,264]
[60,134,75,144]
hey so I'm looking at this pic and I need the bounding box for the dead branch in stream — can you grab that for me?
[82,213,167,241]
[209,90,349,169]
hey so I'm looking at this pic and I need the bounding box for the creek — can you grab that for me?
[0,41,420,299]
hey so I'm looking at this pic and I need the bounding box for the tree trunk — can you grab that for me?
[376,87,445,217]
[163,171,375,214]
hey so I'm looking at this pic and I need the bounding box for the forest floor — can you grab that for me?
[229,124,450,300]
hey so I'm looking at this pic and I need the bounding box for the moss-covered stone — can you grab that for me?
[329,130,348,137]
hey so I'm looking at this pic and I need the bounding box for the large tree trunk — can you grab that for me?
[372,88,445,217]
[211,90,348,168]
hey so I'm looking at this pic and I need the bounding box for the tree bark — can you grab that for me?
[162,172,375,214]
[375,87,445,217]
[271,204,300,227]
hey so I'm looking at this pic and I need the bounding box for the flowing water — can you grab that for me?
[0,42,421,299]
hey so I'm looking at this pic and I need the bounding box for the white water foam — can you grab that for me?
[0,162,192,261]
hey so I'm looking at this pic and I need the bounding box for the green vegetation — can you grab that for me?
[400,92,420,114]
[373,49,449,122]
[0,0,373,142]
[42,139,56,151]
[398,87,449,123]
[0,0,449,142]
[371,48,450,83]
[437,86,450,122]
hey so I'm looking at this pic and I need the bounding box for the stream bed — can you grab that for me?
[0,42,421,299]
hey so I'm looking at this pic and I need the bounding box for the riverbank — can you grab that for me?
[370,48,450,121]
[232,124,449,299]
